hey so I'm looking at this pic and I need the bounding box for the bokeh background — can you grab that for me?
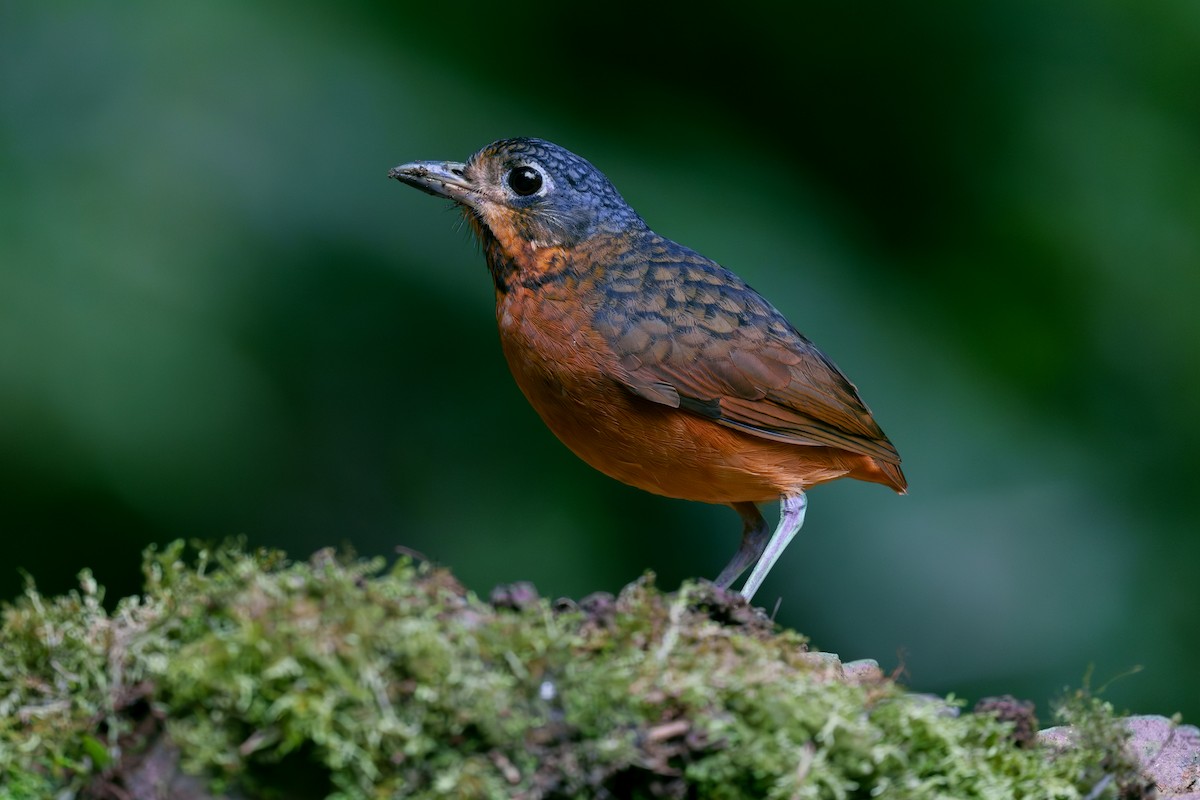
[3,2,1198,723]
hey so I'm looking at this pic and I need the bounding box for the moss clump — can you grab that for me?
[1042,687,1151,799]
[0,542,1146,799]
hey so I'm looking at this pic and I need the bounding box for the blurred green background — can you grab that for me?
[3,2,1198,723]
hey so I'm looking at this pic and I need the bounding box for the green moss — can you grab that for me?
[0,542,1147,799]
[1042,686,1147,799]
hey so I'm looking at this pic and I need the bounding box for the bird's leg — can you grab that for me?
[739,492,808,601]
[713,502,770,589]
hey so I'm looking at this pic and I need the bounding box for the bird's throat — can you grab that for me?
[468,210,575,296]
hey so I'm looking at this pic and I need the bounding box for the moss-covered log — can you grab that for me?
[0,543,1190,799]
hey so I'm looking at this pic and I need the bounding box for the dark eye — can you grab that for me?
[507,166,543,196]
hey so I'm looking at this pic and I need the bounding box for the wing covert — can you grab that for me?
[593,241,901,465]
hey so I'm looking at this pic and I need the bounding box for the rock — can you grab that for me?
[1039,714,1200,798]
[843,658,884,685]
[1124,715,1200,797]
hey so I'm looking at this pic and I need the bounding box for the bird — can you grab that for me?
[388,138,905,602]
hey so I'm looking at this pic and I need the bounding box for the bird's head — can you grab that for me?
[389,138,645,255]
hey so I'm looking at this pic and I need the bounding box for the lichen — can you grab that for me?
[0,542,1147,799]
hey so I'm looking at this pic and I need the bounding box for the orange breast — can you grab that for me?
[495,282,886,505]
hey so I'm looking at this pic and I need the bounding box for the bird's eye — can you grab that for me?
[507,166,543,196]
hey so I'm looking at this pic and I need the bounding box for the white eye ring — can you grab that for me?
[504,161,552,198]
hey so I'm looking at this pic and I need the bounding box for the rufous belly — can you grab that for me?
[495,288,879,504]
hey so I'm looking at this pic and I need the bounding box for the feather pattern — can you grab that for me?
[593,232,904,482]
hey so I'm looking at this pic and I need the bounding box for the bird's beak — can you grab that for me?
[388,160,475,203]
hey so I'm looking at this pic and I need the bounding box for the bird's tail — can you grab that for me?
[855,457,908,495]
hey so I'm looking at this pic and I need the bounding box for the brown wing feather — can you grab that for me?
[593,236,902,468]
